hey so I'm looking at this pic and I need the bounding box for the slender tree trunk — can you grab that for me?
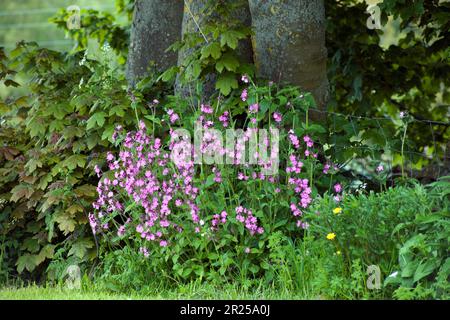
[126,0,184,87]
[248,0,329,112]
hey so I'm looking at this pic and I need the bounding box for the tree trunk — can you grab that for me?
[248,0,329,113]
[176,0,253,101]
[126,0,184,87]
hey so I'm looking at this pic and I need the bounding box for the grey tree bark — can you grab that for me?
[126,0,184,87]
[176,0,253,100]
[248,0,329,112]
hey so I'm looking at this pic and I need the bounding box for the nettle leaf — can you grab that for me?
[215,53,239,73]
[201,42,222,60]
[86,112,106,130]
[215,72,238,96]
[16,254,38,273]
[67,203,84,215]
[68,238,94,259]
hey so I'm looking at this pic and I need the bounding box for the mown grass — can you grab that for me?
[0,282,312,300]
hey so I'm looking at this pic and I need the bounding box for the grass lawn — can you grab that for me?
[0,283,314,300]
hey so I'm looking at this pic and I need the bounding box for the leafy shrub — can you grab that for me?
[89,77,348,285]
[385,177,450,300]
[303,182,449,299]
[0,42,162,281]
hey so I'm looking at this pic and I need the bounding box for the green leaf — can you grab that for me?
[413,259,439,282]
[215,53,239,73]
[62,154,86,170]
[16,254,38,273]
[21,238,40,253]
[200,42,222,60]
[86,112,106,130]
[35,244,55,265]
[55,213,77,235]
[68,239,94,259]
[220,30,246,49]
[159,66,179,82]
[215,72,238,96]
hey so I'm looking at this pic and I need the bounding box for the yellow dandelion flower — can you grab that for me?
[333,207,342,214]
[326,233,336,240]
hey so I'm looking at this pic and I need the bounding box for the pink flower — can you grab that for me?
[201,104,213,114]
[241,74,249,83]
[376,164,384,172]
[334,183,342,193]
[245,247,251,254]
[273,112,282,123]
[249,103,259,113]
[241,89,248,102]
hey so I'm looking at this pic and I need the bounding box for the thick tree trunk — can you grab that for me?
[248,0,329,112]
[176,0,253,101]
[126,0,184,87]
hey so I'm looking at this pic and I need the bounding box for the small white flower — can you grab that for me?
[199,219,205,226]
[388,271,398,278]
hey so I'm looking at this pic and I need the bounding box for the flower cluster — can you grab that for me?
[235,206,264,236]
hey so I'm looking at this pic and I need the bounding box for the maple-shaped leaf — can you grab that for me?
[200,42,222,60]
[68,238,94,259]
[215,53,240,73]
[35,244,55,265]
[16,254,38,273]
[215,72,238,96]
[21,238,40,253]
[86,112,106,130]
[10,184,34,202]
[55,213,77,235]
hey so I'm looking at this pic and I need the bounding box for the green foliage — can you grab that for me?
[0,41,164,282]
[385,177,450,299]
[304,183,449,299]
[326,0,450,164]
[161,0,253,96]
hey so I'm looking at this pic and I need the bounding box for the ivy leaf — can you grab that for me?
[200,42,222,60]
[215,72,238,96]
[215,53,239,73]
[16,254,38,273]
[86,112,106,130]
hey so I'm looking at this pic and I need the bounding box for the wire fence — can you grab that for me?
[304,107,450,181]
